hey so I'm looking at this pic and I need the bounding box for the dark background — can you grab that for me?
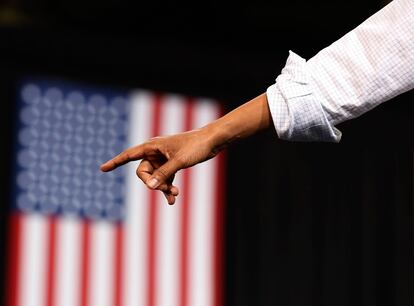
[1,0,414,305]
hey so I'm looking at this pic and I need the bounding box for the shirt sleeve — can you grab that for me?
[267,0,414,142]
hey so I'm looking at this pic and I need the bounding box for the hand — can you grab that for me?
[100,93,272,205]
[100,128,220,205]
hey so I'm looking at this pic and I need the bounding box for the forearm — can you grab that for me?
[201,93,273,152]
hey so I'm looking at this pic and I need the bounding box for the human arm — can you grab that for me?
[100,93,272,204]
[101,0,414,204]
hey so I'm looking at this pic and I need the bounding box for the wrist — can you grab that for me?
[198,92,272,154]
[200,118,236,154]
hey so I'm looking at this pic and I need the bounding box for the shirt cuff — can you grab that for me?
[266,51,342,143]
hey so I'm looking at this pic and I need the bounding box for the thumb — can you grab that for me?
[146,158,182,189]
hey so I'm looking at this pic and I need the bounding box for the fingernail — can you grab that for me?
[147,178,159,189]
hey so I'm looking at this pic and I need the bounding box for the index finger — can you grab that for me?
[100,144,147,172]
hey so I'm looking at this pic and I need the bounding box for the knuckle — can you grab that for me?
[174,155,187,168]
[145,141,161,154]
[122,150,131,160]
[156,167,169,180]
[147,137,161,145]
[157,183,169,192]
[135,167,145,181]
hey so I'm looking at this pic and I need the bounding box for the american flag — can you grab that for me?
[6,80,225,306]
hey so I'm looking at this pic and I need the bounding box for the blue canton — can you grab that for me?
[15,81,129,221]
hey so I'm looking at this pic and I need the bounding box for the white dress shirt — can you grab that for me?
[266,0,414,142]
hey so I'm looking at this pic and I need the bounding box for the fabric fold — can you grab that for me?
[267,51,342,142]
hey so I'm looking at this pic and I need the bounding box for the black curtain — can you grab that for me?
[225,91,414,306]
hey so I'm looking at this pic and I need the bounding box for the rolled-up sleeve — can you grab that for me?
[267,0,414,142]
[267,51,342,142]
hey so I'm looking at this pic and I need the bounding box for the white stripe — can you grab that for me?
[55,217,82,306]
[188,101,220,306]
[19,214,47,306]
[123,92,152,306]
[88,221,115,306]
[155,96,186,306]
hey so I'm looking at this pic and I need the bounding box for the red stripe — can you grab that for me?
[80,221,91,306]
[213,105,226,306]
[178,100,194,306]
[147,96,162,306]
[5,213,22,306]
[45,217,58,306]
[113,224,124,306]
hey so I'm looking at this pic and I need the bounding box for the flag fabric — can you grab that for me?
[6,80,225,306]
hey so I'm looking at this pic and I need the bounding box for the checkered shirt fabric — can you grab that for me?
[267,0,414,142]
